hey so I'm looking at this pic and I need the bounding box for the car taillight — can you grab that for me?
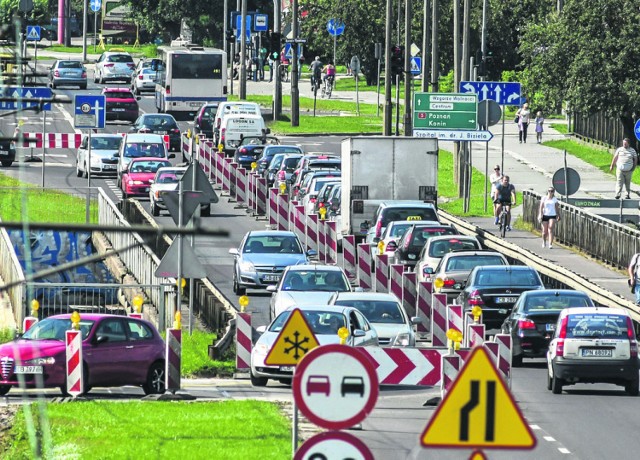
[54,70,59,77]
[627,317,638,358]
[165,86,170,95]
[172,128,180,134]
[386,241,398,252]
[104,63,114,68]
[468,289,484,306]
[310,197,316,203]
[221,128,225,143]
[556,316,568,357]
[127,63,135,68]
[517,319,536,330]
[239,147,247,154]
[138,74,144,80]
[375,220,382,238]
[81,71,87,78]
[442,278,456,287]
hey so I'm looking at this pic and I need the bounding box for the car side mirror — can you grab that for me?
[136,96,141,101]
[95,335,109,344]
[266,285,277,293]
[410,316,422,325]
[306,249,317,258]
[352,329,366,337]
[423,267,435,274]
[256,325,267,334]
[149,179,155,184]
[228,248,239,256]
[354,287,365,292]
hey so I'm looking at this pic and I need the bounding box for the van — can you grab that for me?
[219,114,267,155]
[213,102,261,143]
[117,133,175,186]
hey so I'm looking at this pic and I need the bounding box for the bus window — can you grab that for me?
[171,54,222,80]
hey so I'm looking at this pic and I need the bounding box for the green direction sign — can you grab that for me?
[413,93,478,130]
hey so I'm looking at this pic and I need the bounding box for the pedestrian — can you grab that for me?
[628,251,640,305]
[267,53,275,82]
[259,46,267,80]
[535,111,544,144]
[609,138,637,199]
[516,103,531,143]
[489,164,504,221]
[538,187,560,249]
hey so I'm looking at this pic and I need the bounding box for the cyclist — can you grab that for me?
[309,56,323,90]
[322,61,336,90]
[493,175,516,231]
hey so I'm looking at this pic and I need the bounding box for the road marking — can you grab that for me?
[529,425,541,430]
[558,448,571,454]
[543,436,556,442]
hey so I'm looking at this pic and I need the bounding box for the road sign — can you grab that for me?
[421,347,536,449]
[0,86,52,111]
[327,19,345,36]
[155,237,207,279]
[635,119,640,142]
[567,197,639,209]
[180,162,219,204]
[26,25,41,41]
[414,129,493,142]
[459,81,522,106]
[264,308,320,366]
[410,57,421,75]
[477,100,502,127]
[163,190,204,225]
[552,167,580,196]
[413,93,478,131]
[235,15,252,43]
[350,56,361,75]
[292,344,379,430]
[283,43,302,60]
[254,13,268,32]
[74,95,106,129]
[89,0,101,12]
[294,431,374,460]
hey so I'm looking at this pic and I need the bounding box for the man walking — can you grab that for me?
[609,138,637,199]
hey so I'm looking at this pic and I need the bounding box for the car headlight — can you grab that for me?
[253,343,269,355]
[24,357,55,365]
[128,180,145,185]
[392,333,411,347]
[239,261,255,272]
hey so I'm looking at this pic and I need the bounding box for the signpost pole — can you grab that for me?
[395,74,400,136]
[82,0,88,62]
[484,99,489,212]
[41,109,46,187]
[292,400,299,455]
[563,149,569,202]
[376,54,381,117]
[87,129,92,188]
[333,34,336,67]
[501,110,505,171]
[177,180,184,326]
[94,12,97,53]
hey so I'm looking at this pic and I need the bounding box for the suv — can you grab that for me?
[547,307,639,395]
[103,88,140,124]
[389,223,459,270]
[94,51,135,83]
[365,201,440,244]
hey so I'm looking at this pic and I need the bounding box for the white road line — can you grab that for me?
[544,436,556,442]
[529,425,541,430]
[558,448,571,454]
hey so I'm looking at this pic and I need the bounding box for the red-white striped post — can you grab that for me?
[416,281,433,338]
[440,354,461,399]
[375,254,390,293]
[181,133,190,159]
[317,219,326,262]
[447,304,464,335]
[228,161,238,201]
[431,293,448,347]
[236,312,252,371]
[268,188,278,228]
[293,205,306,248]
[325,220,338,264]
[65,329,83,397]
[342,235,357,280]
[402,272,417,318]
[247,172,256,212]
[22,316,38,332]
[165,328,182,393]
[222,157,232,195]
[277,193,289,231]
[215,149,225,186]
[484,341,500,373]
[306,214,319,254]
[235,167,247,206]
[357,243,373,290]
[389,264,404,301]
[494,334,512,385]
[256,177,267,215]
[467,324,486,348]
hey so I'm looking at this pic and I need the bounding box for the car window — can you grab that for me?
[107,54,134,63]
[129,160,170,173]
[96,318,127,342]
[565,313,628,339]
[104,91,135,99]
[126,320,155,340]
[281,270,349,292]
[336,300,405,325]
[474,269,541,287]
[523,295,592,313]
[92,137,122,150]
[59,61,82,68]
[428,239,480,257]
[354,311,370,331]
[144,116,177,129]
[388,223,412,238]
[445,255,505,271]
[22,318,94,341]
[409,227,457,247]
[124,143,165,158]
[156,170,184,183]
[381,207,438,226]
[270,310,346,335]
[243,235,302,254]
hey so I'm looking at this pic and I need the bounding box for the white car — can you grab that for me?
[267,264,352,321]
[131,68,157,94]
[547,307,639,395]
[250,305,379,386]
[416,235,482,283]
[370,220,414,252]
[75,134,123,177]
[94,51,135,83]
[149,166,187,216]
[302,177,340,215]
[329,292,421,347]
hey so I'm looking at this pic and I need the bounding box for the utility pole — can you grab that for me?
[453,0,462,194]
[82,0,88,62]
[239,0,247,99]
[273,0,282,121]
[291,0,300,126]
[421,0,430,93]
[403,0,412,136]
[223,0,228,63]
[383,0,393,135]
[430,0,439,92]
[461,0,470,81]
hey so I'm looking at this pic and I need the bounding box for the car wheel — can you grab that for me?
[80,84,87,90]
[0,161,13,167]
[83,164,88,179]
[232,270,246,295]
[0,385,10,396]
[625,378,639,396]
[98,72,104,84]
[142,361,166,395]
[250,371,268,387]
[76,162,82,177]
[546,371,552,391]
[512,354,523,368]
[551,367,563,394]
[50,80,56,89]
[93,72,98,83]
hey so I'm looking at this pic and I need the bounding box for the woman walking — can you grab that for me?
[516,103,531,143]
[538,187,560,249]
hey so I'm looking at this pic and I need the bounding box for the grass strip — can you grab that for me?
[46,44,158,58]
[178,330,235,377]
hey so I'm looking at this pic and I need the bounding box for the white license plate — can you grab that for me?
[112,108,125,112]
[263,274,281,282]
[0,150,8,156]
[581,348,613,357]
[496,297,517,304]
[15,365,43,374]
[103,165,115,170]
[189,102,202,107]
[154,131,167,134]
[546,323,556,331]
[280,366,295,372]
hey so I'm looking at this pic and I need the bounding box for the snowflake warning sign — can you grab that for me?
[264,308,320,366]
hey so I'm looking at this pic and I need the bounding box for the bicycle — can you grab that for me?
[321,75,334,99]
[311,72,322,95]
[279,63,290,82]
[497,202,512,238]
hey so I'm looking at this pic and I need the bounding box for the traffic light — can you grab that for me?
[390,45,404,79]
[225,29,234,43]
[269,32,282,55]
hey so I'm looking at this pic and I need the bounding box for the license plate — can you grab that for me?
[15,365,43,374]
[581,348,613,357]
[496,297,517,304]
[0,150,7,156]
[546,323,556,331]
[280,366,295,372]
[154,131,167,135]
[103,165,115,170]
[263,274,281,282]
[190,102,202,107]
[112,108,125,112]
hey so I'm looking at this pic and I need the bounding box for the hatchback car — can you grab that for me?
[233,136,280,169]
[390,223,459,270]
[229,231,312,295]
[250,305,378,386]
[193,103,219,139]
[547,307,639,395]
[502,289,595,366]
[121,158,171,198]
[416,235,482,283]
[296,170,341,202]
[130,114,181,151]
[131,68,157,94]
[103,87,140,124]
[302,176,341,215]
[365,201,440,243]
[0,127,17,167]
[94,51,135,83]
[48,59,87,89]
[329,292,420,347]
[276,153,304,188]
[76,134,123,177]
[370,221,414,252]
[313,180,341,214]
[0,314,166,396]
[257,145,303,176]
[149,166,187,216]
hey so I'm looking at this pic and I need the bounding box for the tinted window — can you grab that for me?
[335,300,405,324]
[107,54,134,63]
[267,146,302,155]
[142,116,178,129]
[126,320,155,340]
[381,207,438,226]
[104,91,134,99]
[283,156,301,169]
[281,270,349,292]
[408,227,457,247]
[268,154,286,170]
[129,160,170,173]
[387,223,412,238]
[565,313,628,339]
[171,53,222,79]
[474,269,541,287]
[429,238,480,257]
[243,235,302,254]
[124,143,166,158]
[445,255,505,271]
[523,295,592,313]
[58,61,82,68]
[270,310,346,334]
[96,318,127,342]
[22,318,94,341]
[91,137,122,150]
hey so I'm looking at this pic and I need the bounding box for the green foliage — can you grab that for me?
[47,44,158,58]
[0,329,15,344]
[438,70,455,93]
[179,330,235,377]
[270,116,382,135]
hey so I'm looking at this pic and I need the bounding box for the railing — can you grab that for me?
[0,224,26,327]
[571,111,624,149]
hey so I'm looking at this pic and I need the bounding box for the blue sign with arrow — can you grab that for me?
[235,15,252,43]
[0,86,51,111]
[74,95,106,129]
[459,81,522,106]
[90,0,102,13]
[635,119,640,142]
[327,19,345,36]
[410,57,421,75]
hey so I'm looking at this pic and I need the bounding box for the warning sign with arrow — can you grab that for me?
[264,308,320,366]
[421,346,536,450]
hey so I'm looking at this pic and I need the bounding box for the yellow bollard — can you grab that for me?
[471,306,483,323]
[318,206,327,220]
[239,295,249,313]
[70,311,81,330]
[251,161,257,172]
[338,327,350,345]
[30,299,40,316]
[133,295,144,313]
[174,311,182,329]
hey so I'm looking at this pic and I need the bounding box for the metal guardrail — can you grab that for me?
[0,223,26,327]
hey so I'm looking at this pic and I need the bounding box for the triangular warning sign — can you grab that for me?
[155,237,207,279]
[421,347,536,449]
[264,308,320,366]
[27,27,40,40]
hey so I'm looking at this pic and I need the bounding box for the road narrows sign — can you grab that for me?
[264,308,320,366]
[420,346,536,449]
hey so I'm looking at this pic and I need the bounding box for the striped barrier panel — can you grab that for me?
[389,264,404,301]
[317,219,326,262]
[440,354,461,398]
[375,254,389,293]
[22,316,37,333]
[484,341,500,378]
[289,200,298,232]
[463,312,483,347]
[467,323,485,348]
[447,304,464,335]
[342,235,357,280]
[247,172,255,212]
[268,188,278,228]
[199,142,211,178]
[228,161,238,201]
[431,293,448,347]
[256,177,267,216]
[215,149,225,187]
[325,220,338,264]
[306,214,319,253]
[65,330,83,397]
[17,132,82,149]
[402,272,417,318]
[357,243,373,290]
[277,193,289,231]
[222,157,232,195]
[235,167,247,205]
[206,143,216,183]
[416,281,433,337]
[361,347,450,386]
[293,205,306,246]
[236,313,252,371]
[181,133,190,160]
[165,328,182,393]
[494,334,512,385]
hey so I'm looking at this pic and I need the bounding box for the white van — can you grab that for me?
[219,114,268,155]
[213,102,261,143]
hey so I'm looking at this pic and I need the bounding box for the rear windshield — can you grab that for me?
[523,295,592,313]
[445,255,505,271]
[155,169,185,183]
[381,207,438,226]
[123,143,165,158]
[473,269,541,287]
[107,54,134,63]
[334,300,405,324]
[129,160,170,173]
[268,147,302,155]
[429,238,481,257]
[408,227,457,247]
[243,235,302,254]
[309,160,341,170]
[91,137,122,150]
[104,91,134,99]
[565,313,629,339]
[312,179,339,193]
[281,270,349,292]
[283,156,301,170]
[143,116,178,129]
[386,223,413,238]
[58,61,82,68]
[271,310,346,335]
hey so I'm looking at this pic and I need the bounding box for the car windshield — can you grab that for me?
[129,160,170,173]
[124,143,165,158]
[474,269,541,287]
[445,255,505,271]
[428,239,480,257]
[387,223,412,238]
[58,61,82,68]
[268,154,285,170]
[155,169,185,183]
[565,313,628,339]
[309,161,340,170]
[107,54,134,63]
[281,270,349,292]
[312,179,339,193]
[523,295,592,313]
[266,146,302,156]
[270,310,347,335]
[243,235,302,254]
[335,300,405,324]
[283,156,301,171]
[381,207,438,226]
[408,227,457,247]
[91,137,122,150]
[104,91,134,99]
[143,116,177,129]
[22,318,94,341]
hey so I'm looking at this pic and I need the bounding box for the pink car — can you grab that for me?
[121,157,171,198]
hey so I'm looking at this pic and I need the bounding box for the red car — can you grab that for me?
[103,87,140,124]
[121,157,171,198]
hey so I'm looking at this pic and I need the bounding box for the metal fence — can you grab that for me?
[571,111,625,149]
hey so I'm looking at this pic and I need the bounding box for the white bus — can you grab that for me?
[154,45,227,114]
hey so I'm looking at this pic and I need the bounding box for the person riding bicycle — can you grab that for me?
[322,61,336,88]
[309,56,323,90]
[493,175,516,231]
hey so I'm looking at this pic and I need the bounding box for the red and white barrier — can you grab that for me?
[235,167,247,205]
[277,193,289,231]
[361,347,448,386]
[268,188,278,228]
[17,132,82,149]
[447,304,464,335]
[389,264,404,301]
[165,328,182,393]
[65,329,83,397]
[357,243,373,290]
[402,272,417,318]
[317,219,326,262]
[484,341,500,373]
[416,281,433,337]
[222,157,232,195]
[22,316,38,333]
[375,253,389,293]
[248,172,256,212]
[215,149,225,187]
[256,177,267,215]
[181,133,190,159]
[440,354,461,398]
[228,161,238,201]
[342,235,357,279]
[236,312,252,371]
[325,220,338,264]
[431,293,448,347]
[306,213,319,253]
[293,205,306,246]
[467,323,485,348]
[494,334,512,384]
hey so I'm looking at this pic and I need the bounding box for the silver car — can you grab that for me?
[94,51,135,83]
[76,134,123,177]
[131,68,157,94]
[48,59,87,89]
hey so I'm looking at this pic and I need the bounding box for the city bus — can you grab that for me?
[154,45,227,114]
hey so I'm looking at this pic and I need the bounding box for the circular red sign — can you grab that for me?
[292,344,379,430]
[294,430,374,460]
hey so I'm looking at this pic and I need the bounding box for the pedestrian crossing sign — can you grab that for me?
[264,308,320,366]
[26,26,41,41]
[410,57,421,75]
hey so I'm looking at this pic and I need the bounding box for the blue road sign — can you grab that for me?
[254,14,268,32]
[90,0,102,13]
[283,43,303,60]
[327,19,345,36]
[26,26,41,41]
[410,57,422,75]
[459,81,522,106]
[235,15,252,43]
[635,119,640,142]
[0,86,51,111]
[74,95,106,129]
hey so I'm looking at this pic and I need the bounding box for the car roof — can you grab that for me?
[103,50,131,55]
[285,305,352,314]
[49,313,138,320]
[380,201,436,209]
[332,292,400,302]
[474,265,536,272]
[124,133,165,142]
[427,235,478,242]
[129,157,170,163]
[560,307,628,317]
[247,230,297,237]
[286,264,344,272]
[443,250,503,258]
[87,134,123,139]
[156,166,187,173]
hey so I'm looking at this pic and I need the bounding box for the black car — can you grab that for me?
[257,144,303,177]
[130,114,181,152]
[390,223,459,270]
[0,128,16,167]
[314,181,342,213]
[234,135,279,169]
[455,265,545,330]
[501,289,594,366]
[193,104,219,139]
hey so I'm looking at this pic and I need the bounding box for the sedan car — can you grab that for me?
[329,292,420,347]
[389,223,459,270]
[233,135,280,169]
[502,290,595,366]
[229,231,312,295]
[250,305,378,386]
[370,220,413,251]
[94,51,135,83]
[257,145,303,176]
[130,114,181,152]
[0,314,166,396]
[103,87,140,124]
[149,166,187,216]
[302,177,340,215]
[131,68,157,94]
[48,59,87,89]
[416,235,482,283]
[75,134,123,177]
[120,157,171,198]
[547,307,639,395]
[0,127,17,167]
[456,265,545,330]
[268,264,352,320]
